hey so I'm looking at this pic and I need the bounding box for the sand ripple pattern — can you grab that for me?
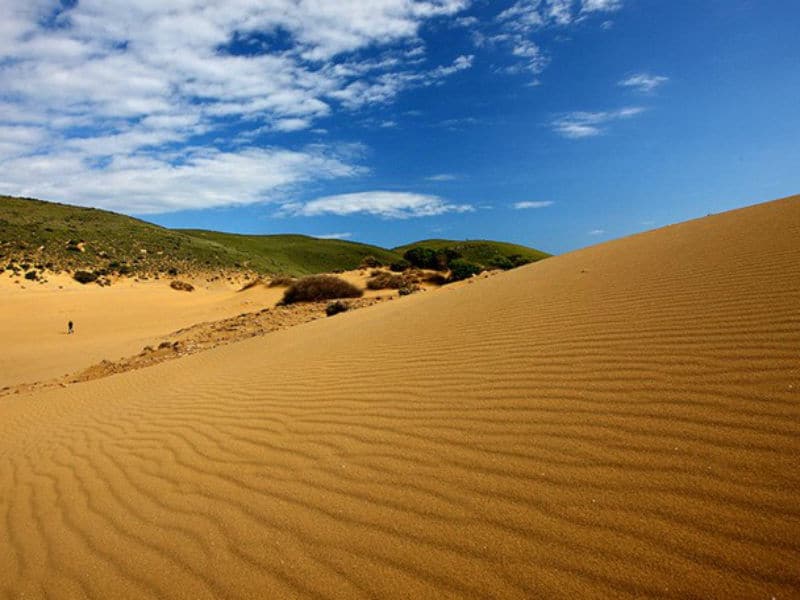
[1,196,799,598]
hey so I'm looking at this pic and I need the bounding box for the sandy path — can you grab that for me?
[0,195,798,598]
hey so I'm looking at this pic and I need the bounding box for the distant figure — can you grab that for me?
[68,320,74,335]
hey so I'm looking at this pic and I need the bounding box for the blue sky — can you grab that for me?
[1,0,798,254]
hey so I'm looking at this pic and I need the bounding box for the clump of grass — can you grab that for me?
[366,272,406,290]
[281,275,363,304]
[73,270,98,284]
[170,280,195,292]
[325,300,350,316]
[398,284,421,296]
[359,255,382,268]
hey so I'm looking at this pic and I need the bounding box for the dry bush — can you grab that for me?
[366,272,406,290]
[170,280,194,292]
[359,255,381,268]
[325,300,350,316]
[73,270,97,284]
[281,275,363,304]
[398,284,421,296]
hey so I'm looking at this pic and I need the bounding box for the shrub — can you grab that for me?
[170,280,194,292]
[488,256,514,270]
[389,259,411,272]
[448,259,483,282]
[268,275,296,287]
[325,300,350,316]
[167,267,179,276]
[508,254,533,268]
[366,272,405,290]
[403,247,438,270]
[424,272,449,285]
[24,270,37,280]
[73,270,98,284]
[117,264,133,276]
[282,275,363,304]
[403,247,460,271]
[398,285,420,296]
[359,255,381,268]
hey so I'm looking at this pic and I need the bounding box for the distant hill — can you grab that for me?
[394,239,550,270]
[0,195,548,277]
[179,230,401,276]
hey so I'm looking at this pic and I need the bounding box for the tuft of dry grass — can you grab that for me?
[366,272,406,290]
[281,275,363,304]
[170,280,194,292]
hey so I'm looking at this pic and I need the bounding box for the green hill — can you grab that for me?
[179,230,401,276]
[394,239,550,270]
[0,195,548,278]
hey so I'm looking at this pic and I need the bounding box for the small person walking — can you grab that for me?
[68,320,74,335]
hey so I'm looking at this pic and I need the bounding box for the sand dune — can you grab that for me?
[1,195,799,598]
[0,268,400,390]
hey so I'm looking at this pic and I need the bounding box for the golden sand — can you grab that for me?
[1,196,798,598]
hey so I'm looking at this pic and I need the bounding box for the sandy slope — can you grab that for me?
[0,268,403,390]
[0,274,288,389]
[1,195,799,598]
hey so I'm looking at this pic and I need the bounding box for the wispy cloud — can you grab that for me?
[551,107,645,138]
[619,72,669,93]
[581,0,623,14]
[588,228,606,235]
[316,232,352,240]
[513,201,554,209]
[283,191,473,219]
[487,0,622,75]
[426,173,459,181]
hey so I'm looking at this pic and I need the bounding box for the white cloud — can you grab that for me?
[581,0,623,14]
[273,118,313,132]
[0,147,361,214]
[514,200,554,209]
[426,173,459,181]
[0,0,471,213]
[284,191,473,219]
[316,232,353,240]
[551,107,644,138]
[619,72,669,93]
[588,228,606,235]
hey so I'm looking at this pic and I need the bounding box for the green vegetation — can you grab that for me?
[179,230,401,276]
[0,196,401,276]
[0,196,550,279]
[448,259,484,282]
[394,239,549,270]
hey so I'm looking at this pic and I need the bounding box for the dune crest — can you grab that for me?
[1,196,799,598]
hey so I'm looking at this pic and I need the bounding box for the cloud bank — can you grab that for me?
[0,1,471,213]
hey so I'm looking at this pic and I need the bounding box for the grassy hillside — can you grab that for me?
[0,196,250,275]
[394,238,550,269]
[0,195,547,278]
[179,230,402,276]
